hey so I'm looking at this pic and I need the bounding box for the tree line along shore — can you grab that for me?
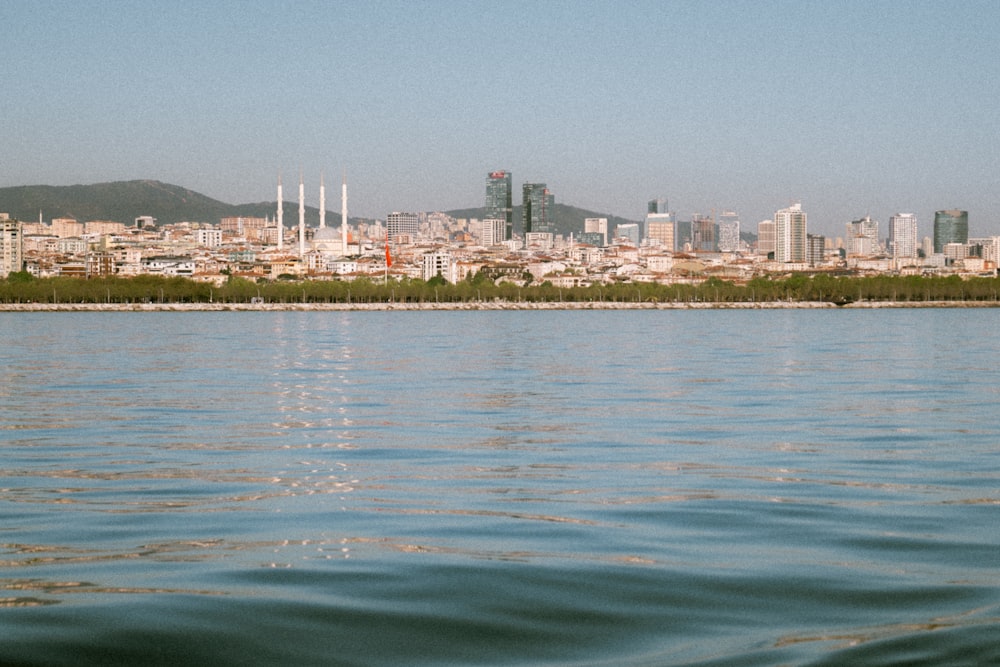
[2,271,1000,309]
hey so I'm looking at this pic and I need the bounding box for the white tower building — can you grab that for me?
[276,174,284,250]
[774,203,806,263]
[298,172,306,257]
[757,220,775,257]
[341,172,348,254]
[319,173,326,230]
[846,215,880,256]
[889,213,918,260]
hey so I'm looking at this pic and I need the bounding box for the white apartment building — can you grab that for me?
[774,204,806,263]
[889,213,918,260]
[969,236,1000,265]
[1,216,23,277]
[57,237,87,254]
[717,212,740,253]
[422,251,455,282]
[524,232,554,250]
[141,256,196,276]
[387,212,420,239]
[195,229,223,248]
[481,218,507,246]
[846,215,880,256]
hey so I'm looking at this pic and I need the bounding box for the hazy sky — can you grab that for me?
[4,0,1000,237]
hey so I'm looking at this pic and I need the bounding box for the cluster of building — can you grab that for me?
[0,171,994,285]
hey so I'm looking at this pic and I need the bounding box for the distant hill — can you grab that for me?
[445,203,640,238]
[0,179,639,234]
[0,180,345,227]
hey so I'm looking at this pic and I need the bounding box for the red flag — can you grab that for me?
[385,234,392,268]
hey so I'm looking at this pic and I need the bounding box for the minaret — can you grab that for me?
[276,173,284,250]
[298,170,306,257]
[341,171,348,256]
[319,172,326,229]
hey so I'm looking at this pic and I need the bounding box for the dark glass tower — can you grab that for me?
[485,171,513,241]
[933,210,968,254]
[522,183,554,234]
[648,198,667,214]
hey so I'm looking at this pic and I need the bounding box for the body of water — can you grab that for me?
[1,310,998,665]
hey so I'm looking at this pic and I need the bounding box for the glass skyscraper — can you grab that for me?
[522,183,554,234]
[933,210,968,254]
[648,198,667,215]
[485,171,513,241]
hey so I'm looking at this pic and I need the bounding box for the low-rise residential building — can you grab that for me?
[422,251,455,282]
[141,256,196,276]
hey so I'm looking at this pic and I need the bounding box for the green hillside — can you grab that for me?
[0,180,344,227]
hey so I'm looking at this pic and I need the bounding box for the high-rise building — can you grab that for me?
[717,211,740,252]
[969,236,1000,265]
[486,171,513,241]
[757,220,775,257]
[615,223,640,246]
[645,213,674,251]
[922,236,935,258]
[522,183,554,235]
[1,215,23,277]
[807,234,826,266]
[933,209,968,253]
[889,213,918,260]
[584,218,608,246]
[481,218,506,246]
[692,214,715,252]
[774,203,807,263]
[846,215,879,256]
[387,212,420,239]
[674,219,693,249]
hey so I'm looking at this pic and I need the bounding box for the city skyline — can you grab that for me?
[3,1,999,237]
[0,176,983,250]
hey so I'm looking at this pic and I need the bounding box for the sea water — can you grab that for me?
[1,309,998,666]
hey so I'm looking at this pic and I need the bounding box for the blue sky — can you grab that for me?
[3,0,999,237]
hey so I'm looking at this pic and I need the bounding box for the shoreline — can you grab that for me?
[1,300,996,312]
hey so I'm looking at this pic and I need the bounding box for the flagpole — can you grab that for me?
[384,231,390,283]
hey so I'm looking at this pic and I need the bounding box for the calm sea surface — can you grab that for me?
[1,309,998,666]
